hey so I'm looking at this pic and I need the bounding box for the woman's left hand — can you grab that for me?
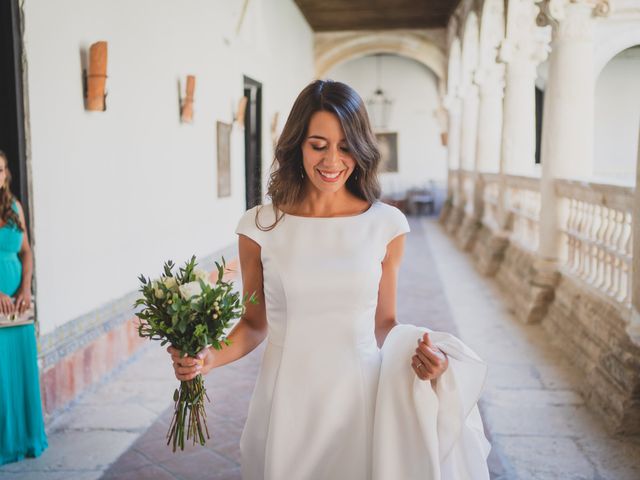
[411,332,448,382]
[14,287,32,315]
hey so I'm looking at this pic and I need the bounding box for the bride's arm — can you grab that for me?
[168,234,267,380]
[374,234,407,349]
[208,234,268,369]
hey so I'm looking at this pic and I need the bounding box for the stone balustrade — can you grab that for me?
[442,168,640,433]
[555,179,634,308]
[461,169,474,214]
[504,174,541,253]
[480,173,500,232]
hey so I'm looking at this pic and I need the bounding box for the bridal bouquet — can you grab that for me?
[135,256,257,451]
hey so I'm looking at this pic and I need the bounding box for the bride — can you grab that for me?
[168,79,491,479]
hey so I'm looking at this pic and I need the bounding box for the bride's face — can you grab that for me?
[301,111,356,193]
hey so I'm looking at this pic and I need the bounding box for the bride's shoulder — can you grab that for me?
[372,200,411,240]
[235,203,280,246]
[373,200,405,218]
[239,203,279,228]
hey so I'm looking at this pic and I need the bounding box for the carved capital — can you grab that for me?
[474,65,505,95]
[536,0,610,27]
[499,36,550,68]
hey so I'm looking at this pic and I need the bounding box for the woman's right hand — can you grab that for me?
[0,293,15,316]
[167,345,213,381]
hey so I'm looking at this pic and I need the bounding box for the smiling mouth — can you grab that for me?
[317,169,345,180]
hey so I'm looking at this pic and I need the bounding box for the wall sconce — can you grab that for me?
[234,96,248,127]
[83,41,108,111]
[179,75,196,123]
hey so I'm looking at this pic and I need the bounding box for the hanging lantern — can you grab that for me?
[366,54,393,130]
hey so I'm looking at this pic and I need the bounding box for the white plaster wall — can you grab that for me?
[594,46,640,183]
[326,54,447,196]
[22,0,314,334]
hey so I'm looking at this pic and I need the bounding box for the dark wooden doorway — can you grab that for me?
[243,76,262,209]
[0,0,29,222]
[535,86,544,165]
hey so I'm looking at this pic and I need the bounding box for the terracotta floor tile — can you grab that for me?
[101,464,177,480]
[159,448,238,480]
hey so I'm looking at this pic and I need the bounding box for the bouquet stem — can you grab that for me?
[166,375,211,451]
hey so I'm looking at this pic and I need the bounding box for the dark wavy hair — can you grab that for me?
[258,79,381,230]
[0,150,22,232]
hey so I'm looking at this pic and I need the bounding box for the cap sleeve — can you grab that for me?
[385,204,410,244]
[235,206,263,246]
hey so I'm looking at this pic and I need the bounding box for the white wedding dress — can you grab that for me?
[235,200,490,480]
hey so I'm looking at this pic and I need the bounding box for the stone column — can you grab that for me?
[631,124,640,340]
[527,0,609,323]
[537,0,607,262]
[445,94,468,234]
[462,64,508,266]
[447,94,463,203]
[440,93,463,226]
[454,77,480,242]
[475,66,505,174]
[499,55,539,177]
[473,0,549,276]
[497,0,550,227]
[459,82,480,205]
[459,84,478,171]
[457,66,505,250]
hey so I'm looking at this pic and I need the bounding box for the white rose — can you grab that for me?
[179,281,202,300]
[193,268,210,283]
[163,276,178,291]
[151,280,165,299]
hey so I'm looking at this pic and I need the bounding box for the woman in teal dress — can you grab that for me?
[0,150,47,464]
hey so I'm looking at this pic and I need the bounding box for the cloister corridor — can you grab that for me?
[0,216,637,480]
[2,0,640,479]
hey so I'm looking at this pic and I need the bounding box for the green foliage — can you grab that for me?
[135,255,257,358]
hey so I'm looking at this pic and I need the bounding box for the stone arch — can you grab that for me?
[594,45,640,182]
[594,27,640,78]
[315,31,446,90]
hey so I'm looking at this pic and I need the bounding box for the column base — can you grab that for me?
[627,308,640,344]
[456,213,482,251]
[438,196,453,225]
[543,276,640,435]
[471,224,509,277]
[495,244,559,324]
[444,204,465,235]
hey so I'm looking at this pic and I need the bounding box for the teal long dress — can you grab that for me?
[0,200,48,465]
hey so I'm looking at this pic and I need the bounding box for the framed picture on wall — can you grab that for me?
[217,121,232,197]
[375,132,398,173]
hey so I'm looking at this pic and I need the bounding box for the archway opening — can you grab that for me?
[594,45,640,184]
[325,53,447,211]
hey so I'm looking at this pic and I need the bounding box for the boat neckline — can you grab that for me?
[276,200,378,219]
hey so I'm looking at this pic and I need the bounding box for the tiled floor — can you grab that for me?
[2,216,639,479]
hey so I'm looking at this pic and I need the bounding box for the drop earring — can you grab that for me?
[300,165,304,179]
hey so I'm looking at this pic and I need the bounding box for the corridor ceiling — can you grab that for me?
[294,0,456,31]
